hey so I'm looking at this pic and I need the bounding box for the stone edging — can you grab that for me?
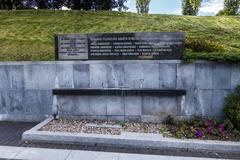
[22,118,240,153]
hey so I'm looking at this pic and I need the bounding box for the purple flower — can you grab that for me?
[195,129,204,138]
[218,124,225,134]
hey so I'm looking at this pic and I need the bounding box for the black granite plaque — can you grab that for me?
[56,32,185,60]
[55,34,88,60]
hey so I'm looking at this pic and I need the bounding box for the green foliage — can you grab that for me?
[190,116,204,127]
[184,51,240,63]
[224,85,240,130]
[120,121,126,128]
[164,115,175,125]
[0,10,240,62]
[185,38,225,52]
[136,0,151,13]
[182,0,202,15]
[224,119,234,131]
[217,0,240,16]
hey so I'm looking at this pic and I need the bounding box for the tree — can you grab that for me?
[217,0,240,15]
[113,0,128,11]
[0,0,128,10]
[136,0,151,14]
[69,0,128,11]
[182,0,202,15]
[0,0,27,9]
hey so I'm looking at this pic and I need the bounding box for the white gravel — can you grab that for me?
[40,119,164,135]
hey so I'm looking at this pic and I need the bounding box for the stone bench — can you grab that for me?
[52,88,186,96]
[52,88,187,122]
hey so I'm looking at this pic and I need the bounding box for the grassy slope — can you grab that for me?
[0,10,239,61]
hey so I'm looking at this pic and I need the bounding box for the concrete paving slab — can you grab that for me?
[14,147,71,160]
[118,153,226,160]
[67,150,119,160]
[0,146,25,159]
[0,146,230,160]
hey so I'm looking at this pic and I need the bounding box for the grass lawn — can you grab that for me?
[0,10,240,62]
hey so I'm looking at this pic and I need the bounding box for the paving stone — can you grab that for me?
[67,150,119,160]
[0,146,25,159]
[15,147,70,160]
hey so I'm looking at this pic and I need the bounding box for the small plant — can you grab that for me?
[191,116,204,127]
[224,119,234,131]
[120,121,126,128]
[164,115,175,125]
[224,85,240,130]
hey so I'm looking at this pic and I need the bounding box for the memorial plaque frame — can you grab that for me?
[55,32,185,61]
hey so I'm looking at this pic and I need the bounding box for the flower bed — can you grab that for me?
[160,116,240,141]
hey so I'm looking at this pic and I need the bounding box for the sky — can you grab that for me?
[126,0,224,16]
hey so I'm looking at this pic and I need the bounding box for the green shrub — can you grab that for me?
[164,115,175,125]
[224,85,240,130]
[224,119,234,131]
[185,38,225,53]
[190,116,204,127]
[183,51,240,63]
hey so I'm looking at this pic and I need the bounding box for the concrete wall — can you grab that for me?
[0,61,239,122]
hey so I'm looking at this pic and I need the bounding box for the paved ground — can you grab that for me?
[0,121,240,159]
[0,146,233,160]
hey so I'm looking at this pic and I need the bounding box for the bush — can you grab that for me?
[224,119,234,131]
[224,85,240,130]
[164,115,175,125]
[185,38,225,53]
[183,51,240,63]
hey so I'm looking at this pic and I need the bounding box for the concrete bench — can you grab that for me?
[52,88,186,96]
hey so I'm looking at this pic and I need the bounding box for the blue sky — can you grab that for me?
[126,0,224,16]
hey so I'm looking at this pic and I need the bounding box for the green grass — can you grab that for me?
[0,10,240,62]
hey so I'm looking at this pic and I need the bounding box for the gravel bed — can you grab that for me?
[40,119,163,135]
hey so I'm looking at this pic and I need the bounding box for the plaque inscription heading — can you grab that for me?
[55,32,185,60]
